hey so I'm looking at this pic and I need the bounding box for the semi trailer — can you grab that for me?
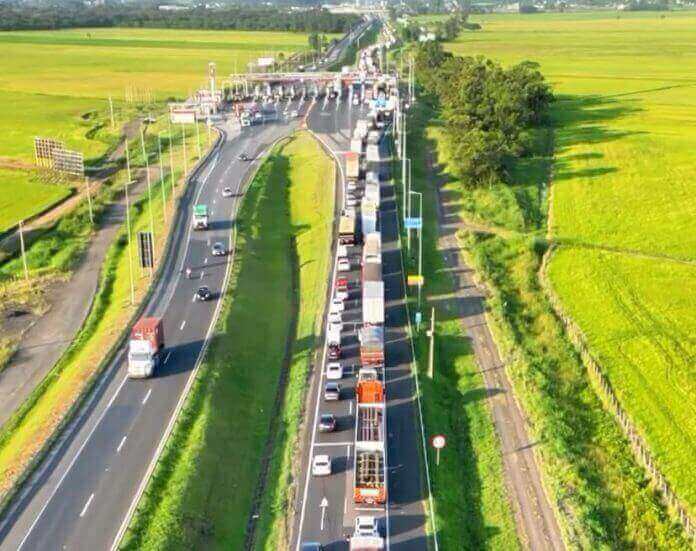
[128,316,165,378]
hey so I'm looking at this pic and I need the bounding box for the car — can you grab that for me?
[312,454,332,476]
[336,277,349,292]
[290,110,299,118]
[353,97,360,106]
[335,289,349,301]
[222,187,233,197]
[195,286,212,301]
[355,516,380,537]
[318,413,336,432]
[326,362,343,380]
[328,311,342,324]
[337,244,349,260]
[328,343,341,360]
[300,543,322,551]
[211,242,226,256]
[346,181,357,193]
[346,197,358,208]
[324,382,341,401]
[330,298,345,313]
[338,258,351,272]
[238,153,249,161]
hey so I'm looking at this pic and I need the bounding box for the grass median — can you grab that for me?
[121,131,334,550]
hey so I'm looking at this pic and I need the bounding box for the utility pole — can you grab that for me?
[181,124,188,179]
[195,119,202,159]
[108,95,115,130]
[85,177,94,224]
[140,127,156,276]
[402,115,407,217]
[157,133,167,224]
[124,142,135,305]
[18,220,29,282]
[427,307,435,379]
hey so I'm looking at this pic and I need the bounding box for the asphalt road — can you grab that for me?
[293,94,430,549]
[0,101,310,551]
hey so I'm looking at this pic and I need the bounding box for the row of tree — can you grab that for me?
[0,6,360,33]
[414,41,553,185]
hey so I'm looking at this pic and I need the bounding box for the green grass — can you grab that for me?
[445,10,696,519]
[0,168,72,232]
[121,132,334,550]
[0,27,314,221]
[398,105,520,550]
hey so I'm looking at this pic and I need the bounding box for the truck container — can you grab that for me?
[355,119,369,139]
[363,281,385,325]
[339,214,356,245]
[365,144,381,163]
[346,152,361,181]
[350,137,364,154]
[365,182,380,205]
[128,317,164,378]
[356,404,385,449]
[354,447,386,504]
[358,325,384,366]
[327,323,341,347]
[363,232,381,264]
[192,204,209,230]
[362,261,382,284]
[362,200,378,236]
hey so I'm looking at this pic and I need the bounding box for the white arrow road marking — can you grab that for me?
[320,497,329,531]
[79,494,94,518]
[180,320,186,331]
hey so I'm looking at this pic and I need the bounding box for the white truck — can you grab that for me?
[349,516,384,550]
[365,144,381,163]
[362,281,385,325]
[192,204,209,230]
[128,316,165,378]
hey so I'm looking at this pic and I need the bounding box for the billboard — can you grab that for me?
[257,57,275,68]
[170,108,197,124]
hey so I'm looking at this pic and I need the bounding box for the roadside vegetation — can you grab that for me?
[0,121,204,502]
[396,107,520,549]
[121,132,334,550]
[447,11,696,520]
[407,12,692,546]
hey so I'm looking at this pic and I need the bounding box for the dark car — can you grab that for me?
[300,543,322,551]
[195,286,212,301]
[238,153,249,161]
[324,382,341,401]
[328,343,341,360]
[318,413,336,432]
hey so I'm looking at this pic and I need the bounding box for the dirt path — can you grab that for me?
[430,160,565,550]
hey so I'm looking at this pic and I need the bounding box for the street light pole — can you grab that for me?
[124,142,135,305]
[181,123,188,179]
[157,132,167,224]
[428,307,435,379]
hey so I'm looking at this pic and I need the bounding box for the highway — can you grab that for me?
[293,91,430,548]
[0,101,310,551]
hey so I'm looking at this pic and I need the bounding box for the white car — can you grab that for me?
[346,182,357,193]
[338,258,351,272]
[346,197,358,208]
[353,97,360,106]
[328,311,342,324]
[337,245,348,260]
[335,289,349,301]
[290,110,299,118]
[330,298,345,313]
[312,455,332,476]
[222,187,233,197]
[326,362,343,380]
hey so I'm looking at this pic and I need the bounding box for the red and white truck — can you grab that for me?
[346,152,361,181]
[128,316,165,378]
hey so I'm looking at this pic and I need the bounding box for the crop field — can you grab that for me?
[0,27,312,224]
[447,11,696,514]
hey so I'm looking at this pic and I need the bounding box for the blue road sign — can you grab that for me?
[404,217,422,230]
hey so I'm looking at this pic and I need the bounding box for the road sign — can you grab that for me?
[137,231,154,269]
[404,217,422,230]
[407,274,424,287]
[432,434,446,466]
[415,311,422,326]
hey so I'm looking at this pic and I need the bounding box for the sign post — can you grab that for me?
[431,434,446,466]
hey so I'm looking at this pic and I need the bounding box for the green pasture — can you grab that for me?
[446,11,696,515]
[0,27,312,222]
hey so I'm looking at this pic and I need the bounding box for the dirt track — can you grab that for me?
[430,155,565,551]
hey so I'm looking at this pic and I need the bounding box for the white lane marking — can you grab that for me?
[163,352,171,365]
[349,401,353,415]
[116,436,127,454]
[204,258,208,265]
[142,389,152,405]
[16,374,129,550]
[180,320,186,331]
[212,199,216,205]
[79,493,95,518]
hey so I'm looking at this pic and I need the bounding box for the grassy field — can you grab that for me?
[446,11,696,517]
[0,125,203,500]
[122,132,334,550]
[0,27,313,223]
[401,106,520,550]
[0,168,72,232]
